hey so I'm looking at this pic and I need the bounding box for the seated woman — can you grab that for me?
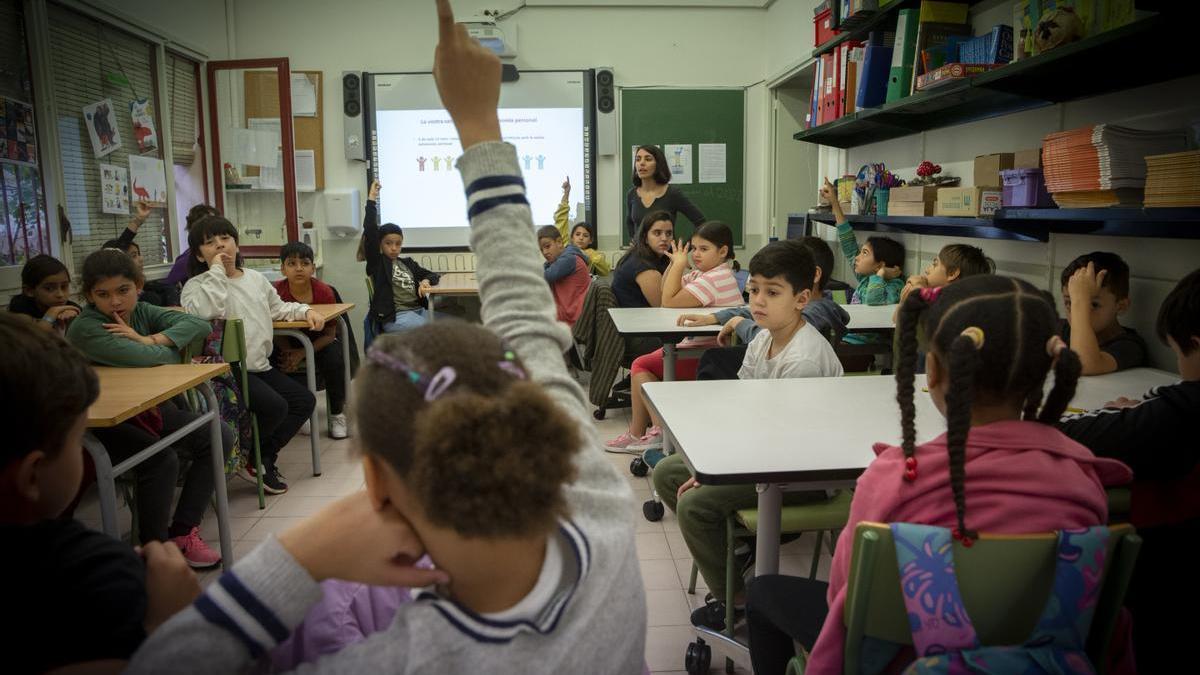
[611,211,673,309]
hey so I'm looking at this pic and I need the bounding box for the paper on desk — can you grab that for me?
[290,74,318,117]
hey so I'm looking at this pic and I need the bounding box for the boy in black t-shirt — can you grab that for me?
[1061,251,1147,375]
[1059,268,1200,673]
[0,313,199,673]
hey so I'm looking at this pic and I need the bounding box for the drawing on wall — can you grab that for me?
[100,163,130,215]
[0,97,38,166]
[128,155,167,205]
[83,98,122,158]
[129,98,158,153]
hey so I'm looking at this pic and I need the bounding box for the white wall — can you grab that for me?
[97,0,230,59]
[228,0,772,333]
[766,0,815,81]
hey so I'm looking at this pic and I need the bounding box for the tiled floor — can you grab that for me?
[73,397,834,673]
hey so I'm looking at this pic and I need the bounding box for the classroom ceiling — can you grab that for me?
[524,0,774,8]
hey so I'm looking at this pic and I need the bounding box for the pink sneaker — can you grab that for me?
[628,426,663,450]
[170,527,222,569]
[605,431,642,453]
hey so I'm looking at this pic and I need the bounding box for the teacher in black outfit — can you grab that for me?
[625,144,706,243]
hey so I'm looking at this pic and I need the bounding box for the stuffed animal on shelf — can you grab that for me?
[1035,7,1085,53]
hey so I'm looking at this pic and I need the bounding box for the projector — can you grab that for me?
[465,22,517,58]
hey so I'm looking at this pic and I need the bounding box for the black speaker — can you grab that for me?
[595,68,615,113]
[595,67,615,155]
[343,71,364,161]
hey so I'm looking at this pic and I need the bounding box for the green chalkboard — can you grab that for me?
[620,88,745,246]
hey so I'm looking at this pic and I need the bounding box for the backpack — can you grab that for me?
[891,523,1109,675]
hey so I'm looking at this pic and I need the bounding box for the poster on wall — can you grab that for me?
[664,144,693,184]
[100,163,130,215]
[0,97,39,167]
[129,98,158,153]
[83,98,122,158]
[128,155,167,206]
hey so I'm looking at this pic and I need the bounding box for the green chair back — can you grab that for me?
[841,522,1141,675]
[219,318,266,509]
[831,289,849,305]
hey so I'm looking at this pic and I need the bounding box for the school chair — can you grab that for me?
[221,318,268,509]
[784,522,1142,675]
[684,491,853,673]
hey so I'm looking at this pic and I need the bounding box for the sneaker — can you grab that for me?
[170,526,222,569]
[605,432,642,453]
[642,447,667,468]
[628,426,664,451]
[299,419,311,436]
[690,598,745,632]
[261,465,289,495]
[235,459,257,486]
[330,413,348,439]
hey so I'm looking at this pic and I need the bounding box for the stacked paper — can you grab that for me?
[1144,150,1200,208]
[1042,125,1188,207]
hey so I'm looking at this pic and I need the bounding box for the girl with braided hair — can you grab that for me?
[746,275,1134,675]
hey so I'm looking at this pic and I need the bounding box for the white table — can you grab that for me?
[272,303,355,476]
[1067,367,1178,411]
[607,306,729,457]
[644,367,1181,578]
[843,303,897,331]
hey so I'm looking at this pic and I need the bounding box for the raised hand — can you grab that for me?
[433,0,503,151]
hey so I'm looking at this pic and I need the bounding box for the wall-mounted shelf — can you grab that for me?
[797,207,1200,242]
[798,11,1198,148]
[815,0,990,58]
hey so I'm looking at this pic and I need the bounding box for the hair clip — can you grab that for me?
[918,286,944,304]
[497,349,527,380]
[960,326,985,349]
[1045,335,1066,359]
[367,347,458,402]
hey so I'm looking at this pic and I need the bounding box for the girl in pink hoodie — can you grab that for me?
[745,275,1133,674]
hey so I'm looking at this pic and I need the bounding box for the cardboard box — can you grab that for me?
[1014,148,1041,169]
[890,185,939,203]
[888,200,934,216]
[974,153,1014,188]
[936,186,1003,217]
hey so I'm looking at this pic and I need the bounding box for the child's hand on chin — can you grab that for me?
[279,491,450,588]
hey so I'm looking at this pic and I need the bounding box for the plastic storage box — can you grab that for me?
[1001,168,1054,208]
[814,3,839,47]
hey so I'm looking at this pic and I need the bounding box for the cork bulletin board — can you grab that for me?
[242,70,324,189]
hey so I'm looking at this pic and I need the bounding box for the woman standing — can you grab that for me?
[625,145,706,242]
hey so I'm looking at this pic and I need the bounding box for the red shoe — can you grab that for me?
[170,526,222,569]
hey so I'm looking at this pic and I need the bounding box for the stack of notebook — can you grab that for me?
[1143,150,1200,208]
[1041,125,1188,208]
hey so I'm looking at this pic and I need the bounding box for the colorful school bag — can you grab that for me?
[189,318,253,475]
[890,523,1109,675]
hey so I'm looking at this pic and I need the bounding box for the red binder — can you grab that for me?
[819,52,835,125]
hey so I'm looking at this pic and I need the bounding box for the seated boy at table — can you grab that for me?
[821,179,904,305]
[651,240,844,631]
[102,201,180,308]
[537,225,592,327]
[1058,268,1200,672]
[1060,251,1147,375]
[0,312,201,674]
[680,236,850,380]
[272,241,348,440]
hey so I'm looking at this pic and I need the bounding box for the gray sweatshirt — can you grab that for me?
[714,293,851,345]
[128,142,647,674]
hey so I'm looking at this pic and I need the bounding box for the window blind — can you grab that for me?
[0,0,50,266]
[47,2,171,272]
[167,51,198,167]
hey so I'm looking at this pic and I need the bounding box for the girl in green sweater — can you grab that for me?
[66,249,229,568]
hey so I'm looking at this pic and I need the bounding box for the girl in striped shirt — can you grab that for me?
[607,221,743,451]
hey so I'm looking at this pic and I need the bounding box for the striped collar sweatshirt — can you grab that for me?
[128,141,647,675]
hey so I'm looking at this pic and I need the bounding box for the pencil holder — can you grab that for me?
[875,188,890,216]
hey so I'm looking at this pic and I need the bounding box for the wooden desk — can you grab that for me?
[85,364,235,569]
[272,303,356,476]
[425,272,479,321]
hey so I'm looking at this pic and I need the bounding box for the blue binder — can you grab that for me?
[856,44,894,109]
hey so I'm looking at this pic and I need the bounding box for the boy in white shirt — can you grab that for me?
[735,240,844,381]
[652,239,843,631]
